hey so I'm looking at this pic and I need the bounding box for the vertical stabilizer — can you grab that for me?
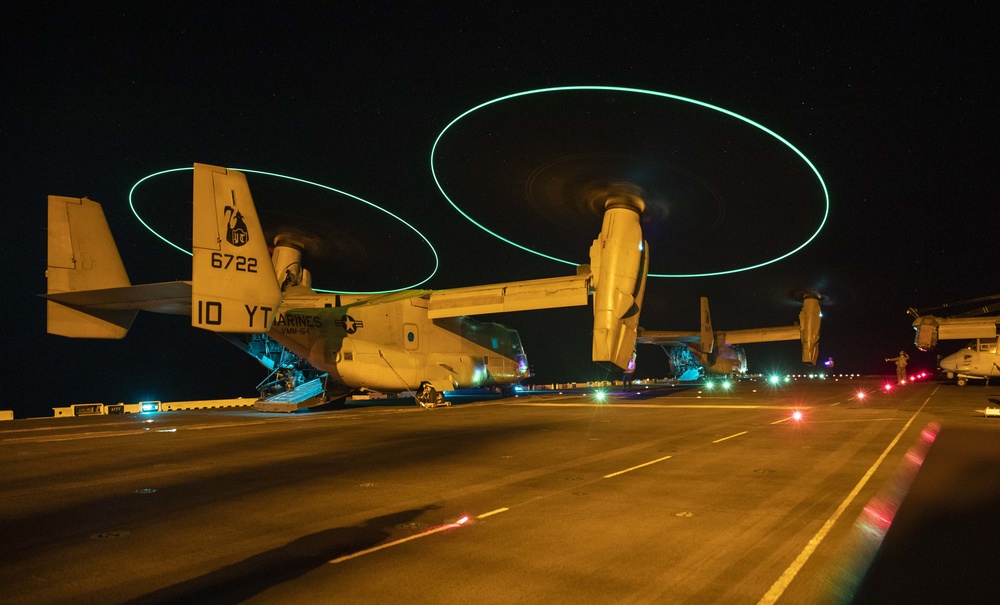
[699,297,715,362]
[191,164,282,333]
[46,196,136,338]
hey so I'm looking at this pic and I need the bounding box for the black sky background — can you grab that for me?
[3,3,996,418]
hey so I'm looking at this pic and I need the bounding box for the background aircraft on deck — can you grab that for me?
[638,296,820,380]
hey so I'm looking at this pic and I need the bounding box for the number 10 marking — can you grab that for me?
[197,300,223,325]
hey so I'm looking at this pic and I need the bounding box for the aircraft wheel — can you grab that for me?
[957,378,968,386]
[416,382,440,408]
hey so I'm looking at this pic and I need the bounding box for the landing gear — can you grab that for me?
[957,377,968,386]
[415,382,448,408]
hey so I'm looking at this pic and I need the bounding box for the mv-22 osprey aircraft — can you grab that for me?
[638,294,822,380]
[910,295,1000,386]
[45,163,820,408]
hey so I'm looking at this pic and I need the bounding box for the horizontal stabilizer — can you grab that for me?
[46,301,136,339]
[45,282,192,314]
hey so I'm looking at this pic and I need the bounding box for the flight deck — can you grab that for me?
[3,378,999,604]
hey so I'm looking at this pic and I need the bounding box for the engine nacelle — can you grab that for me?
[913,315,939,351]
[799,294,821,365]
[590,185,648,371]
[911,316,997,352]
[271,233,313,290]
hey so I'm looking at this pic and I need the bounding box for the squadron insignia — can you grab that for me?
[224,205,249,247]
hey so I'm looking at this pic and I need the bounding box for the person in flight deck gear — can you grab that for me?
[885,350,909,383]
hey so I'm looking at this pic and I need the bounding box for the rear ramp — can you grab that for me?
[254,377,328,412]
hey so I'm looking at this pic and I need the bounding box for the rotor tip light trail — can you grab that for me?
[430,85,830,278]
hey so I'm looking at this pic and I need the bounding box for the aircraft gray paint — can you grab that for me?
[638,296,821,379]
[907,298,1000,386]
[45,164,648,407]
[938,338,1000,386]
[45,164,820,407]
[912,314,1000,352]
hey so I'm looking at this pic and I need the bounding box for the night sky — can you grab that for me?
[3,4,996,418]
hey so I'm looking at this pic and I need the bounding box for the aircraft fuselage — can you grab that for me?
[268,289,529,394]
[706,344,748,376]
[939,338,1000,385]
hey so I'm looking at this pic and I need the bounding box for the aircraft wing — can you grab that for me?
[280,288,434,311]
[912,315,1000,350]
[281,274,591,319]
[717,326,801,344]
[426,274,591,319]
[279,275,591,319]
[637,295,821,365]
[636,306,801,346]
[636,326,802,346]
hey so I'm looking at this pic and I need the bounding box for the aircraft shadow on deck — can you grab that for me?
[122,506,438,604]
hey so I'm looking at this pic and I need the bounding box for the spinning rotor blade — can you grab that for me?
[433,89,827,276]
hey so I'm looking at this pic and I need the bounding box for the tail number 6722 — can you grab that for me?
[211,252,258,273]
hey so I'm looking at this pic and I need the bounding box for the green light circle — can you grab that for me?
[431,86,829,278]
[129,167,439,294]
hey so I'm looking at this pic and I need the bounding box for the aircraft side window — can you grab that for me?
[977,338,998,351]
[403,323,419,351]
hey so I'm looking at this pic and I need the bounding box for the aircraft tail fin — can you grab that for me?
[590,186,648,371]
[698,297,716,364]
[799,294,821,365]
[46,195,137,338]
[191,163,281,333]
